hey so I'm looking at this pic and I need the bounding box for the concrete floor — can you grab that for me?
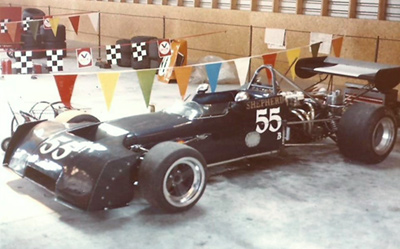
[1,43,400,249]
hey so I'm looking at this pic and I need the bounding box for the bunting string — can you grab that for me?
[1,19,344,109]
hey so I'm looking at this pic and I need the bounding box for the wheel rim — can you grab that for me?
[372,117,396,156]
[163,157,205,208]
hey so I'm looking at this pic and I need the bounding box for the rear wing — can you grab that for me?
[295,56,400,92]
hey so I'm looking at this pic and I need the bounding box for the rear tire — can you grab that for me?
[22,8,46,28]
[40,24,66,42]
[131,36,157,69]
[337,103,397,164]
[139,142,207,213]
[43,41,67,57]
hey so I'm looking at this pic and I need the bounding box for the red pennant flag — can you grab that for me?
[69,16,80,35]
[54,75,78,108]
[262,53,278,79]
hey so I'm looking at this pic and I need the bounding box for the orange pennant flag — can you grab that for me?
[6,22,18,42]
[286,48,301,80]
[69,16,80,35]
[98,72,120,111]
[174,66,193,99]
[50,17,60,37]
[54,75,78,108]
[332,37,344,57]
[262,53,278,80]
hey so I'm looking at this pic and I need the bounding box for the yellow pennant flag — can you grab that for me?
[97,72,120,110]
[50,17,60,37]
[332,36,344,57]
[286,48,301,80]
[174,66,193,99]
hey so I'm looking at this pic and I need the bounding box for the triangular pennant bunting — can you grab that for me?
[262,53,278,80]
[205,63,222,93]
[7,22,18,42]
[69,16,80,35]
[332,37,344,57]
[174,66,193,99]
[98,73,120,110]
[88,12,99,33]
[54,75,78,108]
[234,58,250,86]
[29,21,40,40]
[137,70,157,107]
[311,42,321,57]
[286,48,301,80]
[49,17,60,37]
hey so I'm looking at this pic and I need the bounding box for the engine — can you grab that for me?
[280,89,344,143]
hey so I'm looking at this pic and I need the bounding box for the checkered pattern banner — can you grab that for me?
[1,19,10,34]
[106,44,121,65]
[132,42,147,62]
[22,17,31,32]
[14,51,33,74]
[46,50,64,72]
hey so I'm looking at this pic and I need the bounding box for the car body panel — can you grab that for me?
[3,91,288,210]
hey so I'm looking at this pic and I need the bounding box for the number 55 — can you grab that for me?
[256,107,282,134]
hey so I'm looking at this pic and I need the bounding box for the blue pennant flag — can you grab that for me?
[205,63,222,92]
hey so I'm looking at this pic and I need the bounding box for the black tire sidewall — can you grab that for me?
[139,142,207,212]
[22,8,46,29]
[43,41,67,57]
[130,36,157,69]
[116,39,133,67]
[1,137,11,152]
[40,24,66,42]
[67,114,100,123]
[338,103,397,164]
[21,33,43,47]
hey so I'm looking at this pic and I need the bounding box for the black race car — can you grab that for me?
[3,56,400,212]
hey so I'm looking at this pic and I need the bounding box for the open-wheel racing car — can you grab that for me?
[3,56,400,212]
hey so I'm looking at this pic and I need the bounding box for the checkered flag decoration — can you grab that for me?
[1,19,10,33]
[46,49,64,72]
[22,17,31,31]
[14,51,33,74]
[106,44,121,65]
[132,42,147,62]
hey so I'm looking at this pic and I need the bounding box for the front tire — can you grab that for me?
[53,110,99,123]
[337,103,397,164]
[1,137,11,152]
[139,142,207,213]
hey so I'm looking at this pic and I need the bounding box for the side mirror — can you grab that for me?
[196,83,209,94]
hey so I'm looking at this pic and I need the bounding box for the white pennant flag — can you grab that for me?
[234,57,250,86]
[88,12,99,33]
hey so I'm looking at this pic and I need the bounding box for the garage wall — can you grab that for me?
[1,0,400,80]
